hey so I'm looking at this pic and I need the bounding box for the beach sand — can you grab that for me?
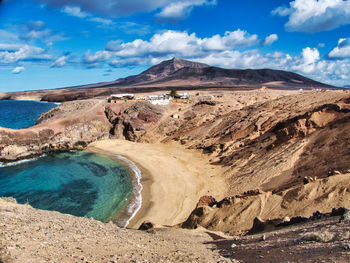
[87,139,227,229]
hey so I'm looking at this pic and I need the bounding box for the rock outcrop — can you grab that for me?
[182,173,350,235]
[0,100,112,162]
[104,101,164,141]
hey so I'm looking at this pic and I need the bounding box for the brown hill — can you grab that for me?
[111,58,334,89]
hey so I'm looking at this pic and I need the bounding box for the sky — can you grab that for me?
[1,0,350,92]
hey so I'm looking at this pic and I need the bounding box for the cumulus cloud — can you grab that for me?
[11,66,25,74]
[291,47,320,74]
[51,56,67,67]
[272,0,350,33]
[156,0,216,21]
[83,50,111,67]
[92,29,350,86]
[100,28,350,86]
[264,34,278,46]
[105,29,260,59]
[62,6,89,18]
[328,38,350,59]
[0,45,49,64]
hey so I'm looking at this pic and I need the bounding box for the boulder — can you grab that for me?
[196,196,217,208]
[138,221,154,231]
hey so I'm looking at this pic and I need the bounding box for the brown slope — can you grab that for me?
[130,66,335,89]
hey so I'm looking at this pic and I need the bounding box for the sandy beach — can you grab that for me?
[88,139,227,228]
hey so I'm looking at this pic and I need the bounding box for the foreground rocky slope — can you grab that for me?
[0,198,230,263]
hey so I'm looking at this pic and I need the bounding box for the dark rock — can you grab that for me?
[196,196,217,208]
[331,207,347,216]
[138,221,154,231]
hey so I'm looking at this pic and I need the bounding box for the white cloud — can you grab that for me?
[97,29,350,86]
[106,29,260,59]
[61,5,117,28]
[264,34,278,46]
[20,29,52,41]
[37,0,215,19]
[11,66,25,74]
[62,6,89,18]
[271,6,291,17]
[156,0,216,20]
[0,44,24,51]
[51,56,68,68]
[0,45,47,64]
[83,50,111,66]
[291,47,320,74]
[328,38,350,59]
[272,0,350,33]
[88,17,114,26]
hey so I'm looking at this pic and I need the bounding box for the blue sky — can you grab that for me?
[1,0,350,92]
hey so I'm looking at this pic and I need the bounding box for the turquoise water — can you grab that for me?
[0,151,134,224]
[0,100,57,129]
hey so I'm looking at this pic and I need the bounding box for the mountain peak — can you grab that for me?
[166,57,209,68]
[140,57,209,78]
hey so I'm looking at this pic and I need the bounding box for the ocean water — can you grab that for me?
[0,151,136,225]
[0,100,57,129]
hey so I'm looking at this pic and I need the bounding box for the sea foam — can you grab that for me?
[113,154,143,228]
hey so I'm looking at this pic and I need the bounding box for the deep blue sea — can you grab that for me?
[0,151,136,225]
[0,100,57,129]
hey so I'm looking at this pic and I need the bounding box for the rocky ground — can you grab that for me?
[0,198,230,263]
[208,213,350,263]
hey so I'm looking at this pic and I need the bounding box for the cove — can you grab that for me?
[0,151,135,225]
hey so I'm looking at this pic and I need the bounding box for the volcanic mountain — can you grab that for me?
[1,57,337,102]
[109,57,334,89]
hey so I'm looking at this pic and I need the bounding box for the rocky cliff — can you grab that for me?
[0,100,164,162]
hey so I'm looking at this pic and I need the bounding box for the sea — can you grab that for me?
[0,100,58,129]
[0,100,141,227]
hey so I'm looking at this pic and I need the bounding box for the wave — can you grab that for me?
[0,154,46,168]
[113,155,143,228]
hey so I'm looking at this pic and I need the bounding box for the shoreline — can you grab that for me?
[87,139,228,229]
[87,146,155,228]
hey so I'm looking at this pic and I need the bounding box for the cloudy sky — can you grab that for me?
[1,0,350,92]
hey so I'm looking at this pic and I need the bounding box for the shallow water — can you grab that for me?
[0,151,134,223]
[0,100,57,129]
